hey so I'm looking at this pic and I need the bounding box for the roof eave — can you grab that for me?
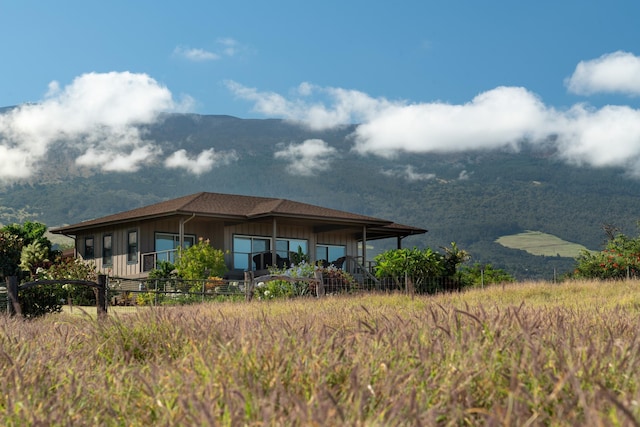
[249,212,392,227]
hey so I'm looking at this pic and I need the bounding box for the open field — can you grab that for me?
[496,230,592,258]
[2,280,640,425]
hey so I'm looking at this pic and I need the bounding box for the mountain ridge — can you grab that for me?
[2,111,639,279]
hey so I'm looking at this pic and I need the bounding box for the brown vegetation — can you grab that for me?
[1,280,640,425]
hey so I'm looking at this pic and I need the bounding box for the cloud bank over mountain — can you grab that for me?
[228,51,640,176]
[2,51,640,183]
[0,72,235,182]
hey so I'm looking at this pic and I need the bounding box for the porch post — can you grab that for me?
[362,226,367,269]
[272,217,277,268]
[397,236,402,249]
[179,219,184,249]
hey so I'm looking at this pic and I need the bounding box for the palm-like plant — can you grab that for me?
[19,241,50,276]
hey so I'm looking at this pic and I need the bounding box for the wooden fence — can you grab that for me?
[5,275,108,318]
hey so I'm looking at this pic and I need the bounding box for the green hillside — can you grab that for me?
[1,113,639,280]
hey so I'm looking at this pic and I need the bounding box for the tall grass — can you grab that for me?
[1,279,640,425]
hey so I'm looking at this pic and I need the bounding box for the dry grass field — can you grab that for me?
[2,279,640,426]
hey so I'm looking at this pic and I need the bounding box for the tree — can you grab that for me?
[1,221,55,280]
[374,243,470,293]
[374,247,441,284]
[0,230,23,279]
[20,241,50,276]
[174,238,227,280]
[441,242,471,277]
[2,221,51,250]
[573,229,640,280]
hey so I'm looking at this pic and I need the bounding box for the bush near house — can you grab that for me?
[174,238,227,280]
[1,222,98,317]
[374,243,470,293]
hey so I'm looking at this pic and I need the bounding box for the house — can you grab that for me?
[50,192,427,279]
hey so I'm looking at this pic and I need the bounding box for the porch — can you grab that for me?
[139,248,379,285]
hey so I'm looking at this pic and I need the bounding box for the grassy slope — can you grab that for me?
[495,230,591,257]
[2,282,640,426]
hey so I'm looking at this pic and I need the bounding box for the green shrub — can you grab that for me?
[460,263,516,287]
[18,284,65,318]
[175,238,227,280]
[136,291,165,306]
[573,231,640,279]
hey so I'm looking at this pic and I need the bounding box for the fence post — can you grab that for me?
[97,275,107,318]
[314,270,324,298]
[245,271,254,302]
[6,276,21,316]
[406,273,415,298]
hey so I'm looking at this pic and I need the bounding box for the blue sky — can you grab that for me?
[2,1,640,180]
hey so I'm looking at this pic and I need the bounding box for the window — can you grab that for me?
[127,231,138,263]
[155,232,195,263]
[233,236,270,270]
[84,237,94,259]
[276,239,308,263]
[316,244,346,265]
[103,234,112,266]
[233,236,309,270]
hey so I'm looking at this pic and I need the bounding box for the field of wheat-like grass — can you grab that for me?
[1,279,640,426]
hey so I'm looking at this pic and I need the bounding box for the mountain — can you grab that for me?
[2,112,640,280]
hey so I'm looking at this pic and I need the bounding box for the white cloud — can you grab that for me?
[0,146,32,180]
[228,64,640,176]
[225,81,392,130]
[174,38,243,62]
[173,46,219,61]
[0,71,187,182]
[217,37,239,56]
[274,139,338,176]
[164,148,239,175]
[382,165,435,182]
[76,144,161,172]
[566,51,640,96]
[353,86,550,157]
[553,104,640,172]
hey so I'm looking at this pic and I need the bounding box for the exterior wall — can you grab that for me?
[72,216,362,278]
[73,217,228,278]
[75,225,140,277]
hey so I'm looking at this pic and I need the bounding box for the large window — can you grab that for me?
[233,236,309,270]
[316,244,346,265]
[155,232,195,263]
[84,237,94,259]
[127,230,138,263]
[277,239,308,262]
[102,234,112,266]
[233,236,270,270]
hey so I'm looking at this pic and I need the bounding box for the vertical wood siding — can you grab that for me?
[72,218,362,278]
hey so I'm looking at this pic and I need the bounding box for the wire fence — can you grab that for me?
[106,277,246,311]
[0,273,464,315]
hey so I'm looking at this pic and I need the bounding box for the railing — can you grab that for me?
[141,249,178,272]
[108,276,247,306]
[342,255,380,288]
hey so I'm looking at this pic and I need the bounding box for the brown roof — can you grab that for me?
[51,192,427,237]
